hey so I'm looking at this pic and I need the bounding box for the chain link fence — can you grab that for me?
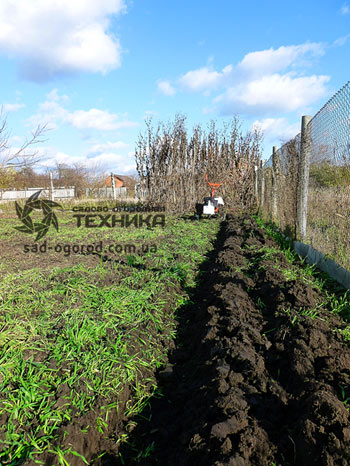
[258,80,350,270]
[308,81,350,269]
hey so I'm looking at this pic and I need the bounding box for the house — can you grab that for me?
[105,174,137,194]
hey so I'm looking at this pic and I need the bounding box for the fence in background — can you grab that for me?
[0,186,131,201]
[0,187,75,201]
[84,187,127,199]
[257,80,350,276]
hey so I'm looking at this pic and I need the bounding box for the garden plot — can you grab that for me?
[3,208,350,466]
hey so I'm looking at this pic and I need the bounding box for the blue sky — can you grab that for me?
[0,0,349,175]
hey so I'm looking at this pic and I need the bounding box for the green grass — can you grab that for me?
[0,212,219,465]
[254,214,350,338]
[253,215,338,292]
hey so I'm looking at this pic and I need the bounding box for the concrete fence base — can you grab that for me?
[293,240,350,290]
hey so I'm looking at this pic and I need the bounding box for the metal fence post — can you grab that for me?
[296,115,312,240]
[254,165,258,201]
[259,160,265,212]
[272,146,279,223]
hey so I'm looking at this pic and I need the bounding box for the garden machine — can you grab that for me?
[195,174,226,219]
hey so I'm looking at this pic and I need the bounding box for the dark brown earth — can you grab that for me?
[102,215,350,466]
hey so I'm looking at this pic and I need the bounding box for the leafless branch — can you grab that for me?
[5,123,50,168]
[0,105,50,169]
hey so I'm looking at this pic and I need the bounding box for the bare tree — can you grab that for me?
[0,109,49,170]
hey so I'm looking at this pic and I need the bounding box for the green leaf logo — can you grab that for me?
[14,190,61,241]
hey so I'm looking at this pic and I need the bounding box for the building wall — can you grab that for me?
[105,176,124,188]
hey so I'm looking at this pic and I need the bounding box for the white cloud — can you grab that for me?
[237,43,325,76]
[28,89,139,132]
[46,89,70,104]
[341,4,350,14]
[40,150,82,167]
[2,103,25,112]
[40,147,135,174]
[179,65,232,92]
[66,109,138,131]
[333,34,350,46]
[86,151,124,167]
[28,89,70,129]
[157,80,176,96]
[252,117,300,143]
[177,42,329,116]
[28,102,68,130]
[88,141,129,154]
[0,0,126,81]
[9,135,22,144]
[144,110,157,117]
[215,73,330,115]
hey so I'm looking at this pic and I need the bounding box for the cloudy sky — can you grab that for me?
[0,0,349,174]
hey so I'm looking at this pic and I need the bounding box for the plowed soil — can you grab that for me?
[109,215,350,466]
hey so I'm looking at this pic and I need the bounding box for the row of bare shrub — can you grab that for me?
[135,114,262,212]
[262,136,300,236]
